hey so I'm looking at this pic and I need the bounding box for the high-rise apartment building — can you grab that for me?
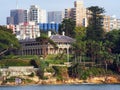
[40,10,47,23]
[7,9,28,25]
[103,15,111,32]
[48,11,64,23]
[103,15,120,32]
[110,16,117,30]
[117,19,120,29]
[29,5,47,23]
[7,5,47,25]
[24,10,29,23]
[65,0,87,26]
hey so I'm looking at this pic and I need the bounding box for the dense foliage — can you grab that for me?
[86,6,105,41]
[0,59,31,67]
[59,18,76,38]
[0,26,20,56]
[105,29,120,54]
[69,6,120,79]
[53,66,68,81]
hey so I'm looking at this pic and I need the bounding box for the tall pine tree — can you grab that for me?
[86,6,105,41]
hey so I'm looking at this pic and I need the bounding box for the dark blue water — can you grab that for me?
[0,84,120,90]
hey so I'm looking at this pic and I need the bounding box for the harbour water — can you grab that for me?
[0,84,120,90]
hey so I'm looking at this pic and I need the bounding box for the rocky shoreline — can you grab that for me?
[0,75,120,86]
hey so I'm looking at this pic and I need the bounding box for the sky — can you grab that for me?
[0,0,120,25]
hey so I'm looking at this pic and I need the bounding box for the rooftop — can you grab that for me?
[50,35,75,43]
[19,35,75,43]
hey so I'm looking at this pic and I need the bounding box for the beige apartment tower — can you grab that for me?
[65,0,87,27]
[103,15,111,32]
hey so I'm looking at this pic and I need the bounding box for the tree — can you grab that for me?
[85,6,106,66]
[86,40,100,64]
[37,60,48,79]
[74,27,86,40]
[36,34,57,59]
[86,6,105,41]
[105,29,120,54]
[72,26,86,61]
[30,59,39,68]
[0,26,20,56]
[70,27,87,77]
[59,18,75,38]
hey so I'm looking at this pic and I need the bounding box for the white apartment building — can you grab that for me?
[40,9,47,23]
[8,21,40,40]
[117,19,120,29]
[110,16,117,30]
[29,5,47,23]
[103,15,120,32]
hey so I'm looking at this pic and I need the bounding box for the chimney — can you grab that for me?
[62,31,65,36]
[48,31,51,37]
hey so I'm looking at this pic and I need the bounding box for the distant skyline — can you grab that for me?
[0,0,120,25]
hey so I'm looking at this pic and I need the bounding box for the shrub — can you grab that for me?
[56,76,63,81]
[53,66,68,81]
[28,72,34,77]
[0,59,30,66]
[25,79,33,83]
[79,67,114,80]
[46,67,54,73]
